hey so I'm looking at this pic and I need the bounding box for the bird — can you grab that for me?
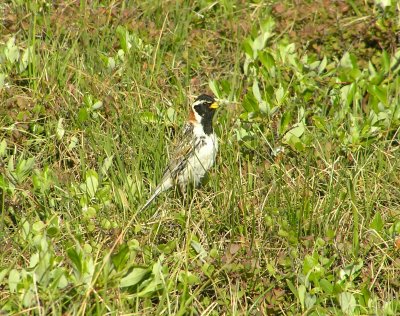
[140,94,219,211]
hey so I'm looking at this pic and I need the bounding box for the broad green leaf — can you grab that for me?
[5,37,19,63]
[78,108,89,122]
[298,284,306,311]
[338,292,356,315]
[107,56,116,70]
[101,155,114,175]
[320,279,333,294]
[67,249,82,275]
[375,0,392,9]
[0,139,7,157]
[92,101,103,110]
[85,169,99,198]
[116,25,129,53]
[280,111,292,134]
[166,107,177,123]
[305,293,316,309]
[68,136,79,150]
[318,56,328,74]
[286,279,298,299]
[258,51,275,69]
[22,286,35,307]
[8,269,20,293]
[22,220,30,240]
[82,206,97,219]
[32,221,45,234]
[242,38,254,59]
[340,259,363,280]
[19,46,34,73]
[0,73,5,89]
[15,157,35,183]
[275,85,285,104]
[0,269,8,283]
[370,212,384,232]
[178,271,200,285]
[381,50,390,73]
[209,79,222,98]
[252,80,262,102]
[120,268,149,288]
[242,93,259,113]
[56,118,65,140]
[112,244,129,270]
[136,258,164,297]
[284,122,305,140]
[191,240,207,261]
[340,52,354,69]
[340,83,356,107]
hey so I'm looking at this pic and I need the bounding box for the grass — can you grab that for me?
[1,0,400,314]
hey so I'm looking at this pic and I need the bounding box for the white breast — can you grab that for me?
[177,126,218,188]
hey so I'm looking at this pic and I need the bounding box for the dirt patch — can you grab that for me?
[272,0,399,65]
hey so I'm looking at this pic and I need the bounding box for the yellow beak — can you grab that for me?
[209,102,219,109]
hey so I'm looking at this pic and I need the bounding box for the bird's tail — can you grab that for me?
[138,186,163,212]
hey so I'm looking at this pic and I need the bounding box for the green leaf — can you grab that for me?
[22,220,30,240]
[0,139,7,157]
[370,212,384,233]
[298,284,306,311]
[116,25,131,53]
[136,258,164,297]
[68,136,79,150]
[280,111,292,135]
[338,292,356,315]
[0,73,5,89]
[283,123,305,146]
[0,269,8,283]
[318,56,328,74]
[209,80,222,99]
[275,85,285,104]
[78,108,89,122]
[32,221,45,234]
[5,37,20,64]
[191,240,207,261]
[340,83,356,107]
[381,50,390,73]
[339,259,363,281]
[112,244,129,270]
[56,118,65,140]
[101,155,114,175]
[320,279,333,294]
[178,271,200,285]
[15,157,35,183]
[302,254,318,275]
[368,85,388,106]
[340,52,355,70]
[19,46,34,73]
[92,100,103,110]
[8,269,20,293]
[258,51,275,69]
[166,107,177,123]
[242,93,259,113]
[82,206,97,219]
[85,169,99,198]
[242,38,255,59]
[67,248,82,275]
[120,268,149,288]
[286,279,298,299]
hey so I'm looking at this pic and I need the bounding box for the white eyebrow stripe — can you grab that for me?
[192,99,206,107]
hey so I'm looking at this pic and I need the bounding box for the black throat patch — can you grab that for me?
[194,104,215,135]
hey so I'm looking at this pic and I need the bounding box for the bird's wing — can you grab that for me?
[140,123,196,212]
[158,122,196,183]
